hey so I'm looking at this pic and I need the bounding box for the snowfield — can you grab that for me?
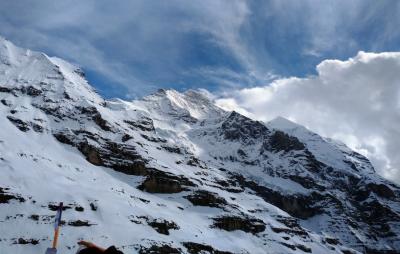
[0,36,399,254]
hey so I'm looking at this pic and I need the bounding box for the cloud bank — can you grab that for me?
[217,52,400,183]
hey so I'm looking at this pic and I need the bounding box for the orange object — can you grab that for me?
[52,226,60,248]
[51,202,63,249]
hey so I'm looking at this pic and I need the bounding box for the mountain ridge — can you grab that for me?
[0,37,399,254]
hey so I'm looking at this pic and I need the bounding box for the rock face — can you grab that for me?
[228,173,323,219]
[268,130,305,152]
[182,242,233,254]
[138,170,195,193]
[0,187,25,204]
[184,190,227,208]
[0,37,400,254]
[139,244,181,254]
[212,215,266,234]
[221,111,270,142]
[147,219,179,235]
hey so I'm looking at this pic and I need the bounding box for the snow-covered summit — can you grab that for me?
[0,37,101,104]
[0,37,56,85]
[267,116,303,131]
[267,116,376,175]
[139,88,225,121]
[0,37,399,254]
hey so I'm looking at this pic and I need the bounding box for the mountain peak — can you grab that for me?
[141,88,225,120]
[267,116,302,130]
[0,36,102,104]
[0,35,13,48]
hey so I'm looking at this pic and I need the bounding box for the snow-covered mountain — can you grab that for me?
[0,37,399,254]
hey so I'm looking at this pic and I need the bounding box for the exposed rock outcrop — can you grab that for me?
[182,242,233,254]
[139,244,181,254]
[268,130,305,152]
[0,187,25,204]
[138,170,195,193]
[212,215,266,234]
[185,190,227,208]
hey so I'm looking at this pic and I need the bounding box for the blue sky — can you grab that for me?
[0,0,399,99]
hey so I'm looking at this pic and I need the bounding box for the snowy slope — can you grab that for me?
[0,37,399,254]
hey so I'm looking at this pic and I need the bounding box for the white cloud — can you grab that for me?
[216,51,400,184]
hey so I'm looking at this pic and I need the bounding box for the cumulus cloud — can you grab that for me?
[217,52,400,184]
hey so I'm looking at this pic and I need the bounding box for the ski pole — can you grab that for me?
[46,202,63,254]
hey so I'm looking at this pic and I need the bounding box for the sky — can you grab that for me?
[0,0,399,183]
